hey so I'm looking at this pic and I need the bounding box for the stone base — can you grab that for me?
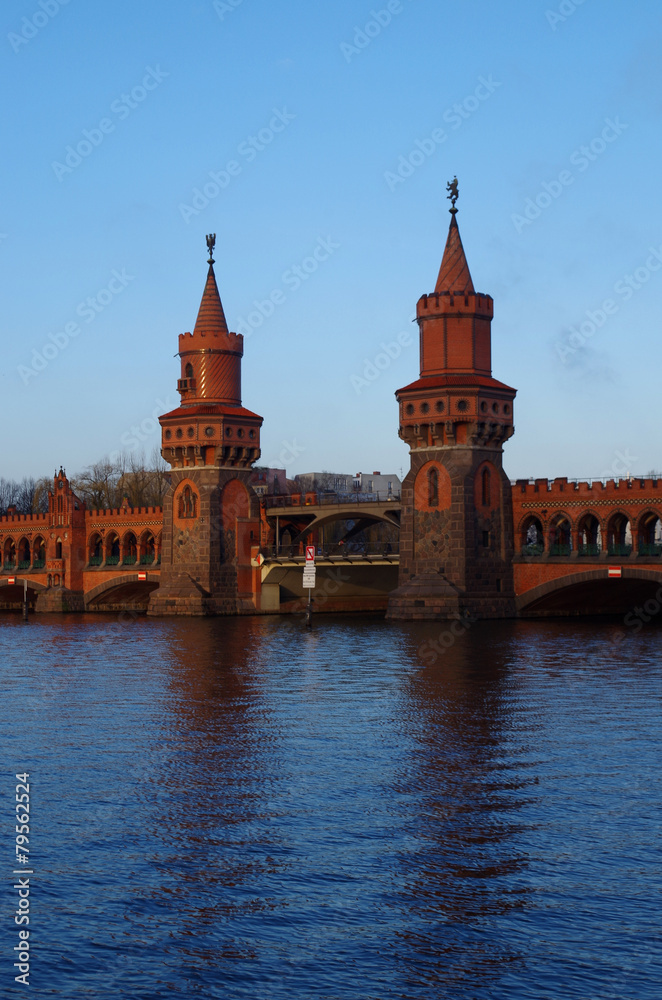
[147,574,257,617]
[34,589,85,613]
[386,572,516,620]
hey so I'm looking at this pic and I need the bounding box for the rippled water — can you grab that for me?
[1,612,661,998]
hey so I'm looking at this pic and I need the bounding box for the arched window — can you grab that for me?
[481,467,491,507]
[3,538,16,568]
[428,468,439,507]
[607,514,632,557]
[185,363,194,379]
[637,512,662,556]
[521,517,543,556]
[33,537,46,568]
[18,538,31,569]
[549,516,572,556]
[577,514,601,556]
[55,538,62,559]
[122,532,138,565]
[178,486,197,519]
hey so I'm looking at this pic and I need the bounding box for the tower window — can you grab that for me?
[428,468,439,507]
[482,530,490,547]
[481,468,491,507]
[457,399,468,412]
[179,486,197,519]
[435,400,444,413]
[421,402,429,414]
[185,363,194,379]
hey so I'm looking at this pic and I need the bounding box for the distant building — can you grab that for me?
[249,468,288,496]
[295,471,401,497]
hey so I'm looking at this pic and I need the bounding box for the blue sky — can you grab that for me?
[1,0,661,483]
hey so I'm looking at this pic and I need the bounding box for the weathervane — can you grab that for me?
[446,176,459,214]
[206,233,216,265]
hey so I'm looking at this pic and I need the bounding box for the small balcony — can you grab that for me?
[177,377,197,392]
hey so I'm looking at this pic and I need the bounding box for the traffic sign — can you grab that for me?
[138,571,147,581]
[303,567,316,588]
[608,566,622,578]
[305,545,315,563]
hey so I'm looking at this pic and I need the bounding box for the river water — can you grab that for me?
[1,612,661,999]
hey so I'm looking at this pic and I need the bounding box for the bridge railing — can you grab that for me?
[265,541,399,559]
[263,491,401,508]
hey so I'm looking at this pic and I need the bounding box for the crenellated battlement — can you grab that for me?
[86,506,163,520]
[512,477,661,498]
[178,330,243,354]
[417,291,493,318]
[0,512,48,526]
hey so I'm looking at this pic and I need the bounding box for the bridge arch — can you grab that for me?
[85,574,159,609]
[517,567,662,616]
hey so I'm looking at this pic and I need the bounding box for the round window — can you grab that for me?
[249,429,256,439]
[480,401,488,413]
[225,427,233,437]
[435,400,444,413]
[237,428,244,438]
[205,426,214,437]
[457,399,468,412]
[492,402,499,414]
[165,429,172,440]
[405,404,414,415]
[504,403,511,415]
[421,402,429,414]
[187,426,195,438]
[176,428,183,439]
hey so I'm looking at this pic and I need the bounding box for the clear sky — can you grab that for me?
[2,0,661,484]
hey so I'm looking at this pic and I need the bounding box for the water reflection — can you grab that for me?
[1,613,660,999]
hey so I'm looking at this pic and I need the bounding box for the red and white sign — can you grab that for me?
[305,546,315,563]
[608,566,622,578]
[138,571,147,581]
[7,576,15,585]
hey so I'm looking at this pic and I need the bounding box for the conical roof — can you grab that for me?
[193,264,229,336]
[434,214,475,294]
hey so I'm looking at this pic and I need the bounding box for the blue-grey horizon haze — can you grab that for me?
[1,0,661,483]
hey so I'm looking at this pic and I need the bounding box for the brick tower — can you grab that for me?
[148,235,263,616]
[387,183,517,620]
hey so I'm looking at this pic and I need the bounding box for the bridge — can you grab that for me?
[512,476,662,615]
[2,473,662,617]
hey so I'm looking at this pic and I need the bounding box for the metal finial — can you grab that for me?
[206,233,216,265]
[446,176,459,214]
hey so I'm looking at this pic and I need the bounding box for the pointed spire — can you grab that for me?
[193,235,229,336]
[434,214,475,295]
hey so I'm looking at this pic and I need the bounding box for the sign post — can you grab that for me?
[303,546,316,626]
[22,579,28,622]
